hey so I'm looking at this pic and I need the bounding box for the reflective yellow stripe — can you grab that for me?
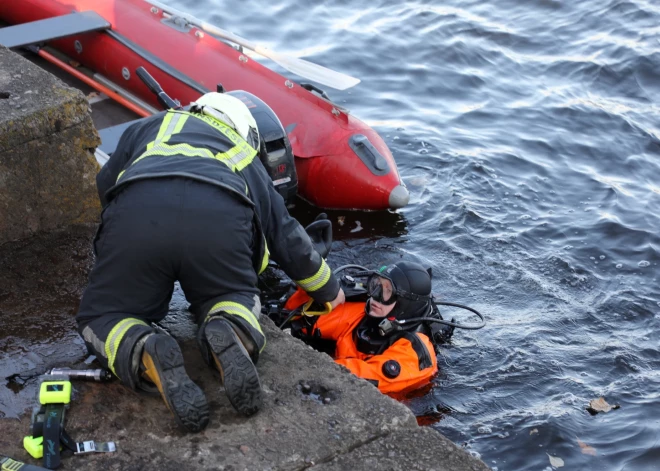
[208,301,262,334]
[146,112,188,150]
[190,113,248,147]
[155,112,174,140]
[104,318,149,375]
[118,113,192,182]
[218,142,255,172]
[117,111,257,184]
[296,259,332,292]
[259,237,270,274]
[2,458,23,471]
[124,142,255,174]
[135,142,216,163]
[189,112,257,170]
[171,112,188,134]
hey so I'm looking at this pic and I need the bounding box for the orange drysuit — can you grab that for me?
[285,290,437,394]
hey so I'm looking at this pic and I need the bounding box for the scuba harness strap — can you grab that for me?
[42,403,64,469]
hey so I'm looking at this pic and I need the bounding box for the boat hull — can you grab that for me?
[0,0,409,210]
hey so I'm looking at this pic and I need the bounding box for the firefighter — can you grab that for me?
[287,261,438,394]
[76,92,345,432]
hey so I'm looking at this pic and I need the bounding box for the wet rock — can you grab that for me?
[0,315,492,470]
[0,226,95,418]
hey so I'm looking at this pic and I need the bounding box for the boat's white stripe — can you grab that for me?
[87,92,110,105]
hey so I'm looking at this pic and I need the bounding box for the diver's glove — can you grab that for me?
[304,213,332,259]
[290,316,320,339]
[431,318,455,345]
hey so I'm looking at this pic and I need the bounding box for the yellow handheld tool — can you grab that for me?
[39,380,72,405]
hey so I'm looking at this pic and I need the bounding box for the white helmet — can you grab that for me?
[193,92,259,147]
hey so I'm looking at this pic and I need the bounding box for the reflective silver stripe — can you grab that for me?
[147,112,189,151]
[117,111,256,183]
[128,142,255,173]
[219,145,255,172]
[201,106,237,133]
[190,113,256,150]
[104,318,149,374]
[143,143,215,160]
[296,259,332,292]
[162,112,186,138]
[148,112,173,150]
[208,301,262,333]
[82,326,106,359]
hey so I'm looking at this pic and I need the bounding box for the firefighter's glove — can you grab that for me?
[304,213,332,259]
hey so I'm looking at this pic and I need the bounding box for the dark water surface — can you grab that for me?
[1,0,657,470]
[173,0,660,469]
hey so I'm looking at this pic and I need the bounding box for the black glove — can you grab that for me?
[304,213,333,259]
[290,316,319,339]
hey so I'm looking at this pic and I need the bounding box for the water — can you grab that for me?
[0,0,655,469]
[173,0,660,469]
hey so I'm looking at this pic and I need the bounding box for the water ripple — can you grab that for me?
[178,0,660,469]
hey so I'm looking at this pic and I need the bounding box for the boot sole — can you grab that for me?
[205,319,263,416]
[143,335,209,432]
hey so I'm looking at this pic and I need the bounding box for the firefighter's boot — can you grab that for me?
[204,318,263,416]
[141,334,209,432]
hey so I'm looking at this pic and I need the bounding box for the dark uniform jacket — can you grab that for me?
[96,109,339,303]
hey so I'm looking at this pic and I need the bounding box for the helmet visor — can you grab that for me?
[367,274,397,305]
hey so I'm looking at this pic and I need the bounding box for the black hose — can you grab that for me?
[279,308,302,329]
[304,264,485,330]
[333,265,485,329]
[333,264,370,276]
[401,301,486,330]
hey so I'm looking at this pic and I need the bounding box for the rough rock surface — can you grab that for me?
[0,228,489,471]
[1,318,490,471]
[0,45,100,244]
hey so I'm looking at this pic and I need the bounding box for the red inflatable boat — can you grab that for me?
[0,0,409,210]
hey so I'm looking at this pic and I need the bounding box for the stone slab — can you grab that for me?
[0,45,100,243]
[310,427,489,471]
[0,315,489,471]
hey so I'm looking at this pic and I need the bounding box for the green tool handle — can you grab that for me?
[1,455,50,470]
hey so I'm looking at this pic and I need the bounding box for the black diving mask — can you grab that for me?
[367,271,433,305]
[366,274,397,305]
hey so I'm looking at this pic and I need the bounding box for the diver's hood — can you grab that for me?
[379,262,433,321]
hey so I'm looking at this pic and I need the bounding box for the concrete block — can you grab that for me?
[0,315,489,471]
[310,427,490,471]
[0,45,100,244]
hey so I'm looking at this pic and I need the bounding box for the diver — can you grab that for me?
[284,261,455,394]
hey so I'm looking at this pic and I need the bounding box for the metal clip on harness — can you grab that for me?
[302,299,333,317]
